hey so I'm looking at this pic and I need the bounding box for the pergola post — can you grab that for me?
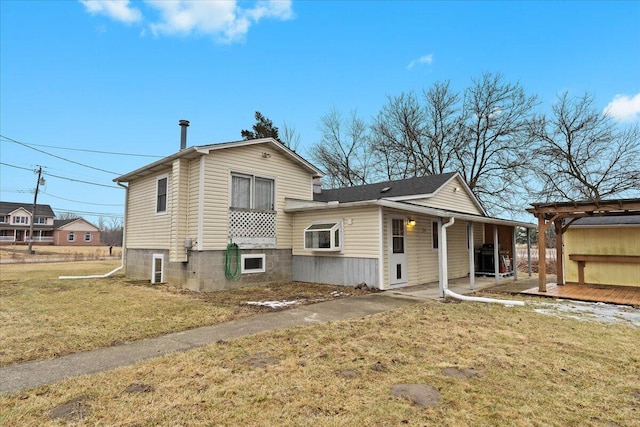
[555,220,564,285]
[537,214,547,292]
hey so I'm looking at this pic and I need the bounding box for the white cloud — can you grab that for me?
[604,93,640,122]
[407,54,434,70]
[80,0,294,43]
[80,0,142,24]
[147,0,293,42]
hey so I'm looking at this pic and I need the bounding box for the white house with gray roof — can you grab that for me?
[115,127,534,295]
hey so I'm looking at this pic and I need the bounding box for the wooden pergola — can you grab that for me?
[527,198,640,292]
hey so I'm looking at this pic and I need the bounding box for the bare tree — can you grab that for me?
[529,91,640,201]
[309,108,372,187]
[456,72,538,214]
[280,121,301,152]
[56,212,80,220]
[100,216,124,246]
[370,92,427,179]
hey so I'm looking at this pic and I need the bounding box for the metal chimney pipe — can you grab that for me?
[179,120,190,150]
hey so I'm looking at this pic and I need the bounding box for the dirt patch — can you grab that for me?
[48,395,90,421]
[390,384,440,408]
[124,383,153,394]
[442,367,485,378]
[238,352,279,368]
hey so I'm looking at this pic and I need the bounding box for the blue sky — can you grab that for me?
[1,0,639,223]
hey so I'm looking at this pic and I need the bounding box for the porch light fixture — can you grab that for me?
[407,219,417,227]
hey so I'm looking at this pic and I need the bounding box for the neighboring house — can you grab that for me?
[53,218,102,246]
[114,136,534,295]
[0,201,101,246]
[0,202,55,244]
[563,216,640,287]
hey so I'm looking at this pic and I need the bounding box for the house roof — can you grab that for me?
[0,201,55,217]
[314,172,458,203]
[569,215,640,227]
[114,138,324,182]
[54,217,100,230]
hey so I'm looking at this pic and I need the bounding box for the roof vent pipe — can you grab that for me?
[179,120,190,150]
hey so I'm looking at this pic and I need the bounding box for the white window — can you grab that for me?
[156,175,168,214]
[34,217,47,224]
[304,222,342,252]
[241,254,266,274]
[230,173,274,211]
[68,232,75,242]
[84,232,92,242]
[0,216,7,223]
[152,254,164,284]
[12,216,28,224]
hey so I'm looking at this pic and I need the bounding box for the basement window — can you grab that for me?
[304,222,342,252]
[241,254,266,274]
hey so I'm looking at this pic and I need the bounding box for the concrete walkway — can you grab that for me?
[0,279,526,394]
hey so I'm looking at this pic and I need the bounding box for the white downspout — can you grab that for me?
[438,217,455,297]
[441,218,524,307]
[59,182,127,280]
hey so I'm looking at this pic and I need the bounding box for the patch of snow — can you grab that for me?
[244,300,300,309]
[533,300,640,327]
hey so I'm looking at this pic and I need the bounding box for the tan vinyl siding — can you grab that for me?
[126,170,171,249]
[169,158,190,262]
[446,220,471,278]
[292,207,379,258]
[186,157,201,245]
[201,143,314,250]
[409,176,482,215]
[564,226,640,287]
[405,212,439,286]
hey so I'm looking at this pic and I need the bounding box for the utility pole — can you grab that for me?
[28,166,44,254]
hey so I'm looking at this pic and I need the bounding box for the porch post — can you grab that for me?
[468,222,475,290]
[437,218,445,298]
[512,226,518,281]
[537,215,547,292]
[555,220,564,285]
[493,224,499,285]
[526,228,532,277]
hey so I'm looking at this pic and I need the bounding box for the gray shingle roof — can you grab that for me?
[314,172,458,203]
[571,216,640,226]
[0,201,55,217]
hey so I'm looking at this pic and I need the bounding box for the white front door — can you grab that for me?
[389,217,408,286]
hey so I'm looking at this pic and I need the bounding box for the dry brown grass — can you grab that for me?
[1,299,638,426]
[0,261,372,367]
[0,245,122,261]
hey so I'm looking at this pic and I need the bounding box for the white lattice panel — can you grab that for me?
[229,209,277,238]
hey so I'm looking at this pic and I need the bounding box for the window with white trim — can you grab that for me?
[12,216,29,224]
[68,232,75,242]
[241,254,266,274]
[152,254,164,284]
[0,216,7,223]
[231,173,274,211]
[84,232,92,242]
[34,217,47,224]
[156,175,168,214]
[304,222,342,251]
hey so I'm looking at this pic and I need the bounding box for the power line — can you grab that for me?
[1,161,122,189]
[41,191,124,206]
[0,136,163,158]
[0,134,122,175]
[54,208,123,218]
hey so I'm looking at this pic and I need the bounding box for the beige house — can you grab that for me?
[53,218,102,246]
[115,135,534,295]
